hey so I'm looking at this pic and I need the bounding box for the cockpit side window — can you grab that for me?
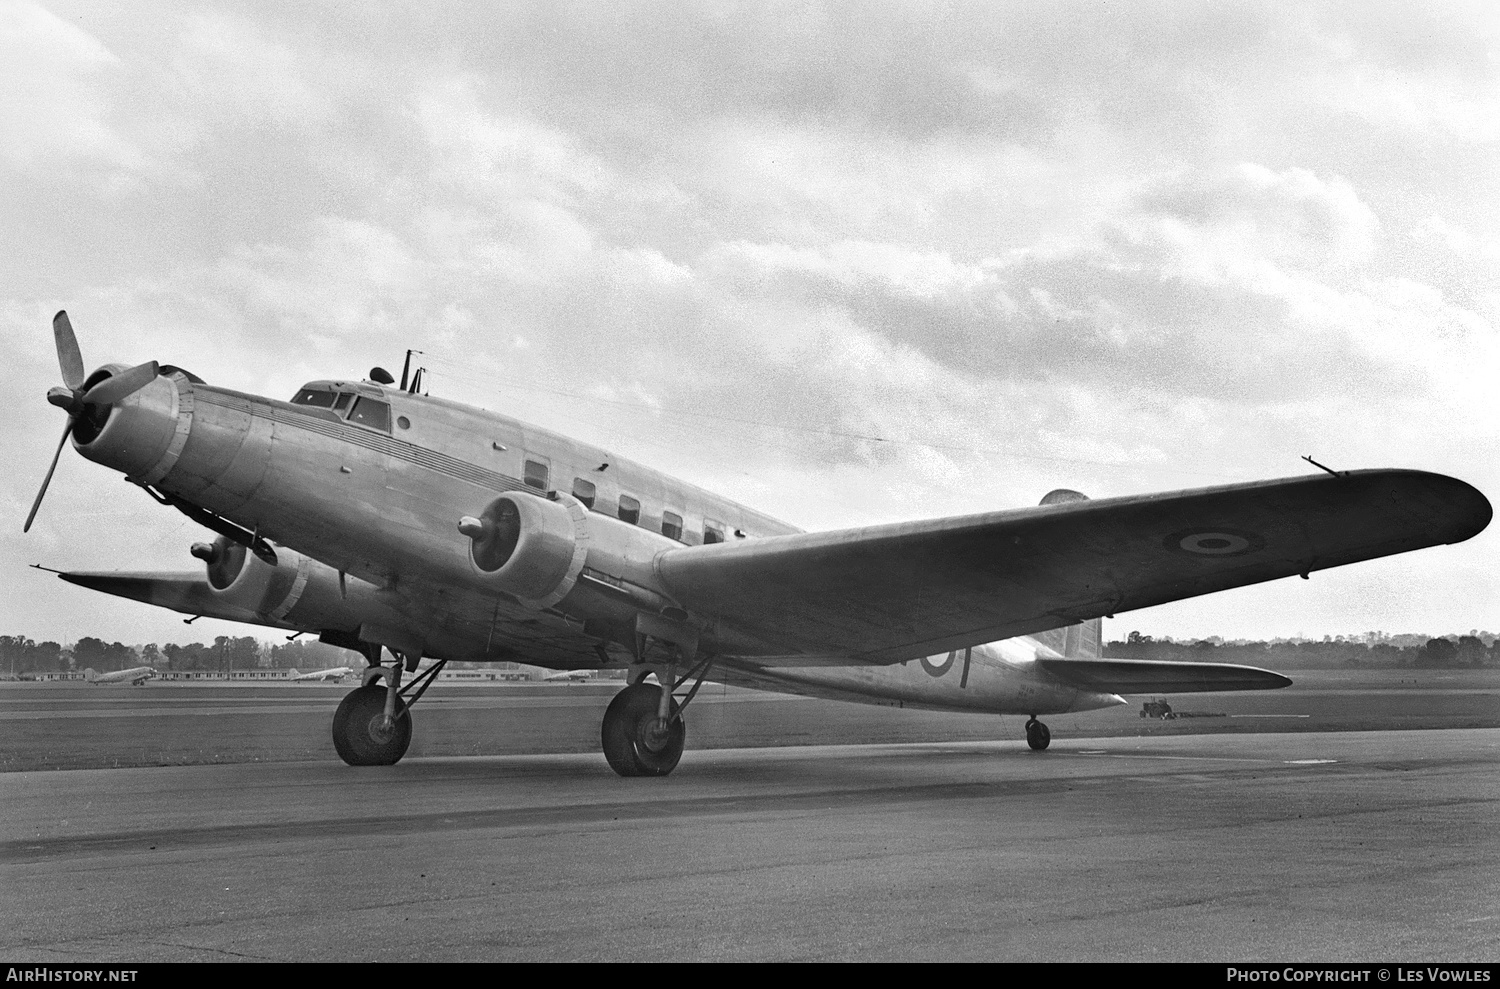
[333,393,353,412]
[346,397,392,433]
[292,389,337,408]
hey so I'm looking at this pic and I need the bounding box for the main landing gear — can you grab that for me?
[601,656,715,777]
[331,648,447,767]
[601,682,684,776]
[332,685,411,765]
[1025,716,1051,751]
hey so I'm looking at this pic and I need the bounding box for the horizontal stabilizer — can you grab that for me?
[1037,658,1292,694]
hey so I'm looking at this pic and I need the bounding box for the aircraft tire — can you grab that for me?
[332,684,412,766]
[601,682,684,778]
[1025,718,1051,751]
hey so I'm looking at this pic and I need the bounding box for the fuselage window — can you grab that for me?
[618,494,640,525]
[346,397,392,432]
[292,389,337,408]
[524,460,550,491]
[572,478,596,508]
[661,511,683,541]
[704,519,725,544]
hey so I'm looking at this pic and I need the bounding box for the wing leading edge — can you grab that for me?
[656,469,1490,664]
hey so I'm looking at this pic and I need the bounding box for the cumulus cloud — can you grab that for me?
[0,1,144,182]
[2,1,1497,644]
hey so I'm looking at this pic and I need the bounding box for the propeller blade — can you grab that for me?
[53,311,85,392]
[23,419,75,533]
[81,360,159,405]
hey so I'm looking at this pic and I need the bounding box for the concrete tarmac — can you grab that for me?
[2,728,1497,962]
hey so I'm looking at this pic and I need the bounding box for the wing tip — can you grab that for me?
[1349,469,1492,545]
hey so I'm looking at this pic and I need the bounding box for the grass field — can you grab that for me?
[1,668,1496,772]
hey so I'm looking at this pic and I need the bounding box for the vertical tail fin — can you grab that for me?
[1040,489,1101,660]
[1063,617,1103,659]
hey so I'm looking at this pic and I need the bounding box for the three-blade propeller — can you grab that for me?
[24,311,159,532]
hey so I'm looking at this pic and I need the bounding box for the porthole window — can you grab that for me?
[396,415,410,430]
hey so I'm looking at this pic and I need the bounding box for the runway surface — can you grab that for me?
[2,728,1497,962]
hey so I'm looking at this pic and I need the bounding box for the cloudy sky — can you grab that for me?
[2,0,1496,650]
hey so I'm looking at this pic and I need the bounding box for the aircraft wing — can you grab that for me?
[1036,658,1290,694]
[656,470,1490,664]
[54,571,286,628]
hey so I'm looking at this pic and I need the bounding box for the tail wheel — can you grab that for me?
[332,684,412,766]
[1025,717,1051,752]
[601,682,685,777]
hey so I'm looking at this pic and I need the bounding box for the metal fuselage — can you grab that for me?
[71,367,1123,717]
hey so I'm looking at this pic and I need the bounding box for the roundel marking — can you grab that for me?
[1164,528,1265,557]
[920,651,958,677]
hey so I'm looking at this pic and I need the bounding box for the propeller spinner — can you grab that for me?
[24,311,159,532]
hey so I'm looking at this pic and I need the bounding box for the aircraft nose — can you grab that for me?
[71,365,181,482]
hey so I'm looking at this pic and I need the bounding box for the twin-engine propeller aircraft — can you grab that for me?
[83,666,159,686]
[25,312,1492,774]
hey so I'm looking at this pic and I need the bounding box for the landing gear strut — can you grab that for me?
[1025,716,1051,751]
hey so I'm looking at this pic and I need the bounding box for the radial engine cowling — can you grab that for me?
[191,535,307,621]
[460,492,588,606]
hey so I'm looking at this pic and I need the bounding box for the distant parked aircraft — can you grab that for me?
[84,666,158,686]
[288,667,354,682]
[544,670,594,682]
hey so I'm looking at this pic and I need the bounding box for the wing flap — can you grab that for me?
[656,469,1490,664]
[1038,658,1291,694]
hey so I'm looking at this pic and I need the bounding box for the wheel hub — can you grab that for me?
[639,716,673,753]
[366,714,396,743]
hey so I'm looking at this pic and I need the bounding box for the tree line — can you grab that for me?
[4,630,1496,676]
[0,635,354,676]
[1110,632,1498,669]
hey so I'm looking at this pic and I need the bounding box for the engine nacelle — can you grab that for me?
[192,535,307,620]
[190,534,414,640]
[459,492,589,606]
